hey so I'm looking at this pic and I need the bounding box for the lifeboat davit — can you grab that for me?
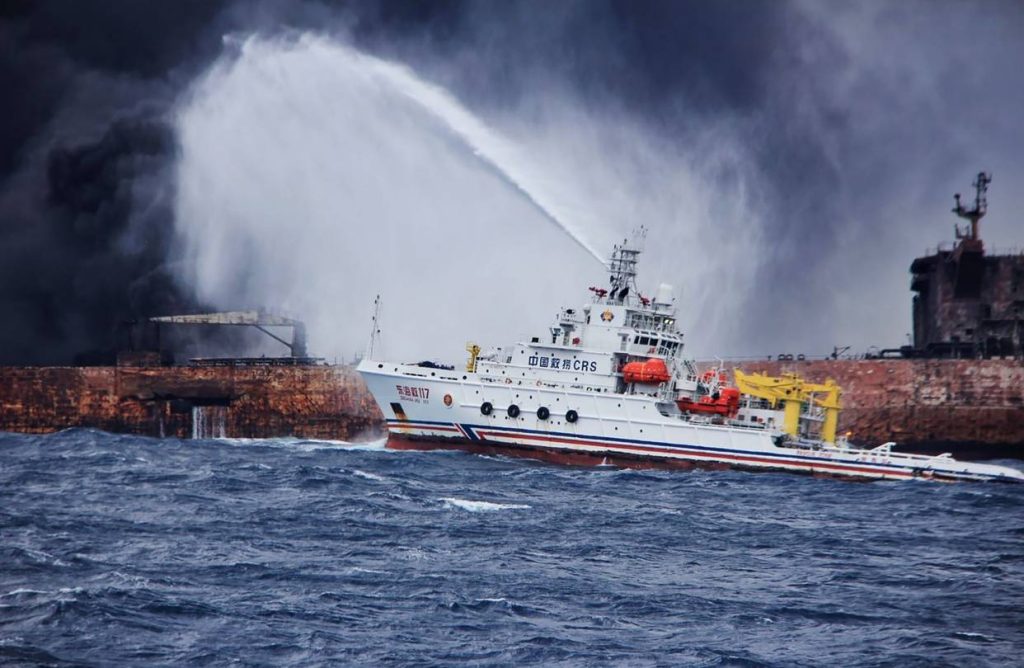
[622,358,671,384]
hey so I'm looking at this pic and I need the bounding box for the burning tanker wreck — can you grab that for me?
[0,309,383,441]
[1,175,1022,458]
[1,3,1022,459]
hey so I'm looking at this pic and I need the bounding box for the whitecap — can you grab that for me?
[351,469,387,482]
[440,498,531,512]
[340,567,386,575]
[954,631,995,642]
[2,588,48,597]
[217,437,388,452]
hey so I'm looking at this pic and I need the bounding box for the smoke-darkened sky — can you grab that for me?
[2,0,1022,364]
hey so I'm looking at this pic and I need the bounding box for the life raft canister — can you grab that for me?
[622,358,672,384]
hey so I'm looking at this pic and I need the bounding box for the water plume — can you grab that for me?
[353,47,608,265]
[173,34,765,361]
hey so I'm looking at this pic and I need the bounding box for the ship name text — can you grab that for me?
[528,355,598,372]
[396,385,430,402]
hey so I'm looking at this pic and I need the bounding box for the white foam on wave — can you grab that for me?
[953,631,995,642]
[440,498,531,512]
[340,566,387,575]
[2,588,48,597]
[218,437,388,452]
[350,469,387,482]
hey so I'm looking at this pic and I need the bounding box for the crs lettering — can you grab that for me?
[528,355,598,372]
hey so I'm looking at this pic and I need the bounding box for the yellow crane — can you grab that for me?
[732,369,842,444]
[466,342,481,373]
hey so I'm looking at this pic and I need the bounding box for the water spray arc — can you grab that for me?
[173,34,612,362]
[351,41,607,265]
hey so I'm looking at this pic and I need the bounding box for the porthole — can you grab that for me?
[508,404,521,418]
[537,406,551,420]
[566,409,579,423]
[480,402,493,416]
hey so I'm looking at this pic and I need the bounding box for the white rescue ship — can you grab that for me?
[357,232,1023,483]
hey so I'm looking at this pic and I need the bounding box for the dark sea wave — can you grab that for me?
[1,429,1022,666]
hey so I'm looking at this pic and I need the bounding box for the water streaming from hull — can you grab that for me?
[191,405,226,439]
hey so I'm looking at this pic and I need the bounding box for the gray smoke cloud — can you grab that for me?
[2,0,1021,363]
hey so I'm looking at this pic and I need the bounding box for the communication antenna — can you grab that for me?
[607,225,647,303]
[952,171,992,242]
[365,295,382,359]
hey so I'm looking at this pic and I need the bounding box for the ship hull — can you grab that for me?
[359,361,1024,484]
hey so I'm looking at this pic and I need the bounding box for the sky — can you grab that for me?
[1,0,1022,364]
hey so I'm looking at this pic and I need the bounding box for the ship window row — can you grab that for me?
[632,335,680,352]
[628,313,676,330]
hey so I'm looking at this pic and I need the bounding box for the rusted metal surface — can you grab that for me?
[731,358,1024,457]
[2,360,1021,457]
[911,248,1024,358]
[0,364,384,441]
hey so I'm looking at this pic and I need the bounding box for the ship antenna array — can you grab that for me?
[607,226,647,303]
[952,171,992,241]
[365,295,382,359]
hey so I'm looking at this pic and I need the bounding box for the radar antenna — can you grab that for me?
[952,171,991,242]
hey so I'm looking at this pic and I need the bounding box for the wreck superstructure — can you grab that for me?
[911,173,1024,358]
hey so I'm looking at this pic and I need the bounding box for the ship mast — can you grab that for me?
[952,171,991,242]
[365,294,382,359]
[608,226,647,304]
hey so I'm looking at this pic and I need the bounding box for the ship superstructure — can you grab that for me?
[910,173,1024,359]
[357,231,1023,483]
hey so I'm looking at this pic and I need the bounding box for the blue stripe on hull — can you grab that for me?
[386,418,910,473]
[385,418,1014,482]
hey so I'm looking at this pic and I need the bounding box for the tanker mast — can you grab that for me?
[952,171,991,244]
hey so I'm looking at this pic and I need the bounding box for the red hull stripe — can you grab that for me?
[386,419,922,477]
[388,422,913,478]
[389,422,460,433]
[471,428,912,478]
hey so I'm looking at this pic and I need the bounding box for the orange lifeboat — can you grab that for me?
[622,358,671,384]
[676,387,741,417]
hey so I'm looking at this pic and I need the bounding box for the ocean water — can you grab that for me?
[1,430,1022,666]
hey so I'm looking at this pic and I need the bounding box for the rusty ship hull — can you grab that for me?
[1,358,1021,460]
